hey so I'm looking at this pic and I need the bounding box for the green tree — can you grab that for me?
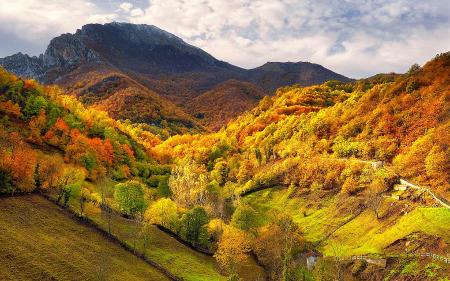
[231,204,260,233]
[145,198,178,230]
[180,207,209,247]
[23,95,47,118]
[114,180,147,217]
[407,63,420,75]
[56,166,86,207]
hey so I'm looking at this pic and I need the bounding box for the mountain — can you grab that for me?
[1,44,449,281]
[248,61,352,93]
[0,22,352,132]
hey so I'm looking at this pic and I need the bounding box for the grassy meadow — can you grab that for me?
[0,195,170,281]
[243,187,450,256]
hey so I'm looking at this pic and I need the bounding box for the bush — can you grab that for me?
[406,80,419,93]
[407,63,420,75]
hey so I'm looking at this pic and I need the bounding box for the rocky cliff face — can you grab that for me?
[0,32,103,82]
[0,53,45,80]
[43,33,102,69]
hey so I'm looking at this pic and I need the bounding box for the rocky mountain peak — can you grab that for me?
[43,33,102,69]
[0,52,45,80]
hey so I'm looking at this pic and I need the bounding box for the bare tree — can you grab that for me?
[367,183,385,219]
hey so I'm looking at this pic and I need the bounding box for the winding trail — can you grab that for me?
[398,179,450,209]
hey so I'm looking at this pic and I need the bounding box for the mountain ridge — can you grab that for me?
[0,22,353,132]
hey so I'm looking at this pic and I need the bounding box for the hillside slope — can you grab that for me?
[185,79,266,131]
[151,53,450,279]
[0,195,170,281]
[58,65,201,134]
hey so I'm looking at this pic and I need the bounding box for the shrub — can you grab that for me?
[406,80,419,93]
[407,63,420,75]
[0,168,13,194]
[231,204,260,232]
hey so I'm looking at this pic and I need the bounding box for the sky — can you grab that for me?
[0,0,449,78]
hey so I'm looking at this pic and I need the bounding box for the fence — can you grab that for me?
[350,253,450,264]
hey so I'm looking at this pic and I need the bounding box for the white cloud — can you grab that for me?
[0,0,117,45]
[119,2,133,12]
[129,0,450,77]
[130,8,144,17]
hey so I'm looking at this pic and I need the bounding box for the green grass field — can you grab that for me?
[0,195,170,281]
[243,187,450,256]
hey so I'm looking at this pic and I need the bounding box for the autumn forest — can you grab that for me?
[0,19,449,281]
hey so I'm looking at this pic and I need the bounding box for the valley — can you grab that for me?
[0,20,449,281]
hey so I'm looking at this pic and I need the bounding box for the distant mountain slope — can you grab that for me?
[185,80,266,131]
[0,22,351,132]
[247,61,353,92]
[58,64,201,134]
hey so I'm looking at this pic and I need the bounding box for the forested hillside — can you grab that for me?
[156,52,449,196]
[151,53,450,280]
[0,52,449,281]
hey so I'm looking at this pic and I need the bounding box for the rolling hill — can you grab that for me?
[185,79,266,130]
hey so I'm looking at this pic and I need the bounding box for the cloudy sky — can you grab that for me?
[0,0,449,78]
